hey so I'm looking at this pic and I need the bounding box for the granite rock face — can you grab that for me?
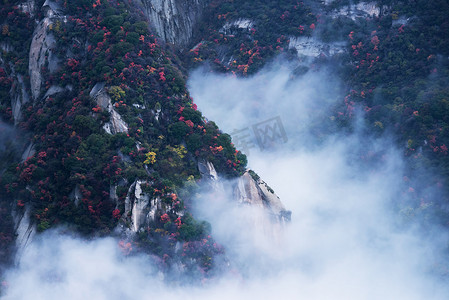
[198,160,291,228]
[139,0,208,47]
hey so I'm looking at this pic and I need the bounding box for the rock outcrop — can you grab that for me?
[12,205,36,264]
[18,0,36,16]
[198,160,291,227]
[235,171,291,224]
[10,75,30,124]
[29,14,56,100]
[198,159,224,193]
[289,36,346,58]
[90,83,129,134]
[327,1,390,20]
[219,18,254,35]
[21,143,35,162]
[120,180,183,233]
[139,0,208,47]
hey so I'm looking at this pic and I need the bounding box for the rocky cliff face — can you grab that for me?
[118,159,291,236]
[138,0,208,47]
[119,180,183,233]
[198,159,223,192]
[90,83,129,134]
[12,204,36,264]
[29,1,62,101]
[198,160,291,231]
[235,171,291,223]
[288,36,346,58]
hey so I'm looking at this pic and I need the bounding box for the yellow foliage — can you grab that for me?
[374,121,383,129]
[2,25,9,36]
[154,228,168,235]
[49,21,61,32]
[169,145,187,159]
[144,151,157,164]
[108,86,126,102]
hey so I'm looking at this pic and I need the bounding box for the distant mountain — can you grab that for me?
[1,0,448,287]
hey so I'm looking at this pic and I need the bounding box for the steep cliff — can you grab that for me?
[198,159,291,230]
[119,180,184,233]
[235,171,291,224]
[29,0,63,101]
[11,205,35,264]
[138,0,208,47]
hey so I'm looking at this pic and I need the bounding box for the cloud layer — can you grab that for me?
[2,60,449,299]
